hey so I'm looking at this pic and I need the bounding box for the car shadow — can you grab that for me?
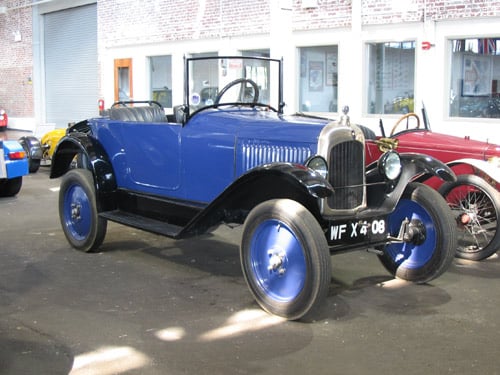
[98,231,242,279]
[97,224,455,323]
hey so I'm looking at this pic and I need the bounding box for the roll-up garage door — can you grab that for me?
[44,4,97,128]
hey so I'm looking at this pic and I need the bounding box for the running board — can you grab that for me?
[99,210,183,238]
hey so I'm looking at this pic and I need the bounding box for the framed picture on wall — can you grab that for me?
[309,61,323,91]
[326,52,337,86]
[462,54,492,96]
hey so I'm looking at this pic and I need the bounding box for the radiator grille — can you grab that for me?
[240,142,312,171]
[328,140,364,209]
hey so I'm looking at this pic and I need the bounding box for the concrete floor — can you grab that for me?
[1,130,500,374]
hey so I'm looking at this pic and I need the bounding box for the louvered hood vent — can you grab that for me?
[240,141,312,171]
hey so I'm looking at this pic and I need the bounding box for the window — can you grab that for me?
[366,41,415,114]
[189,52,219,104]
[150,56,172,108]
[299,46,338,112]
[114,58,133,102]
[449,38,500,118]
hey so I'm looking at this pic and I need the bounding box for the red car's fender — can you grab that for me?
[447,158,500,191]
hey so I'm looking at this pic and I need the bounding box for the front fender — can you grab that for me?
[18,136,43,159]
[366,152,456,214]
[50,133,117,211]
[181,163,333,236]
[399,153,456,183]
[367,152,456,185]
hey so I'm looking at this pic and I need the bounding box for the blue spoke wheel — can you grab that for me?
[59,169,107,252]
[378,182,456,283]
[240,199,331,320]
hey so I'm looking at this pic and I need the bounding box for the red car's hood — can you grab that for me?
[390,130,500,163]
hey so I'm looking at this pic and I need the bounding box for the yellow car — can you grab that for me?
[385,93,414,114]
[41,128,66,162]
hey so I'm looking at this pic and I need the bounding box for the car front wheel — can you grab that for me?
[240,199,331,321]
[59,169,107,252]
[378,182,456,283]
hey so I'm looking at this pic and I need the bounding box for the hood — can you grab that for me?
[191,108,330,146]
[395,130,500,162]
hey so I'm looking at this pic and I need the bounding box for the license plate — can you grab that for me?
[327,218,387,244]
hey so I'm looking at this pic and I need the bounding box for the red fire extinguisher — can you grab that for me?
[98,99,105,114]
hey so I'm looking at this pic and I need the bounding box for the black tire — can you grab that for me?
[0,177,22,197]
[28,158,41,173]
[438,174,500,261]
[240,199,331,320]
[59,169,107,252]
[378,182,456,283]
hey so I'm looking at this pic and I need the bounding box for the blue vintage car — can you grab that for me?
[0,139,28,197]
[50,56,457,320]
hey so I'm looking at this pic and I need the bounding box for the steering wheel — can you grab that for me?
[390,112,421,136]
[214,78,259,105]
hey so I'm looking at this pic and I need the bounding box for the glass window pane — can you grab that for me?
[187,56,279,113]
[299,46,338,112]
[150,55,172,108]
[118,67,130,101]
[367,41,415,114]
[449,38,500,118]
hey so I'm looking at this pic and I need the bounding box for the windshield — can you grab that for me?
[186,56,283,115]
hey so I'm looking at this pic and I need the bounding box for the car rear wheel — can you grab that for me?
[378,182,456,283]
[59,169,107,252]
[438,174,500,261]
[240,199,331,321]
[0,177,22,197]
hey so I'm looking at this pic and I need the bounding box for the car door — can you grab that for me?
[179,111,240,203]
[116,122,182,193]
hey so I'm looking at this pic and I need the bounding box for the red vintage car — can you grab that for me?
[363,107,500,261]
[0,108,8,130]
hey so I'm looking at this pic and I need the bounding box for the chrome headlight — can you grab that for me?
[306,155,328,179]
[379,151,402,180]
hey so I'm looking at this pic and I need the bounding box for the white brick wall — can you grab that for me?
[2,0,500,136]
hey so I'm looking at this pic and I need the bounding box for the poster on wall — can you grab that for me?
[309,61,323,91]
[326,52,337,86]
[462,55,492,96]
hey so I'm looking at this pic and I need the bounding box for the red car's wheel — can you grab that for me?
[439,174,500,261]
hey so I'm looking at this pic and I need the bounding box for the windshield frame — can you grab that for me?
[184,55,284,118]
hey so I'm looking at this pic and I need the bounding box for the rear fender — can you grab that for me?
[18,136,43,159]
[50,133,117,211]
